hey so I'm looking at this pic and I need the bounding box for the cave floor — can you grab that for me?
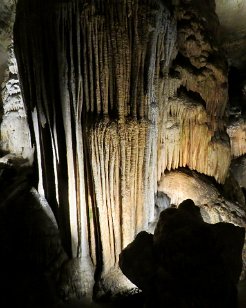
[43,280,246,308]
[238,278,246,308]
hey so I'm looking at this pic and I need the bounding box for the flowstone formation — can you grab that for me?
[120,199,245,308]
[14,0,177,296]
[12,0,246,301]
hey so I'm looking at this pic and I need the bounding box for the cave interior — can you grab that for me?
[1,0,246,307]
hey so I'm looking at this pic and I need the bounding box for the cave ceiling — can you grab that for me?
[1,0,246,69]
[215,0,246,70]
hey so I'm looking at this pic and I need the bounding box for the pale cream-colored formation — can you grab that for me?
[1,45,33,162]
[0,0,32,163]
[81,1,177,287]
[159,93,231,183]
[156,1,231,184]
[227,118,246,158]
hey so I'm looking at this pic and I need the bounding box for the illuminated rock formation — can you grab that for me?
[10,0,246,300]
[1,44,33,162]
[160,91,231,183]
[156,0,231,184]
[14,0,177,296]
[0,0,32,163]
[227,117,246,158]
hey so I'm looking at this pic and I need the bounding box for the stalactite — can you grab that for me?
[227,118,246,158]
[88,119,149,274]
[175,63,228,120]
[157,93,231,183]
[154,0,230,184]
[15,0,94,298]
[174,0,228,120]
[79,0,177,292]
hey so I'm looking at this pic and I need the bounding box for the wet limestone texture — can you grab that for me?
[12,0,244,299]
[0,1,33,163]
[14,0,177,296]
[120,199,245,308]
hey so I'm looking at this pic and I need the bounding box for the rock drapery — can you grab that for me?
[14,0,177,294]
[227,117,246,158]
[159,0,231,184]
[12,0,245,299]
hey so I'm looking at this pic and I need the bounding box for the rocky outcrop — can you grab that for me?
[230,155,246,192]
[157,0,231,184]
[158,169,246,278]
[227,117,246,158]
[120,200,245,307]
[1,44,33,162]
[0,165,68,307]
[0,0,32,163]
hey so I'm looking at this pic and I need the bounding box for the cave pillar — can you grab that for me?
[14,0,177,295]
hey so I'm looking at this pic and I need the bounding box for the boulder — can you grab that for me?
[119,199,245,307]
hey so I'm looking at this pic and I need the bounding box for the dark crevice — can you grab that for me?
[228,66,246,116]
[171,52,203,75]
[177,85,206,108]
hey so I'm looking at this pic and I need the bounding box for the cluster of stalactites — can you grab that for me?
[155,0,230,184]
[80,0,176,121]
[80,0,177,274]
[227,118,246,158]
[157,93,231,184]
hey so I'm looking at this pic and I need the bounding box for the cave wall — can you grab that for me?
[11,0,246,297]
[0,0,32,163]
